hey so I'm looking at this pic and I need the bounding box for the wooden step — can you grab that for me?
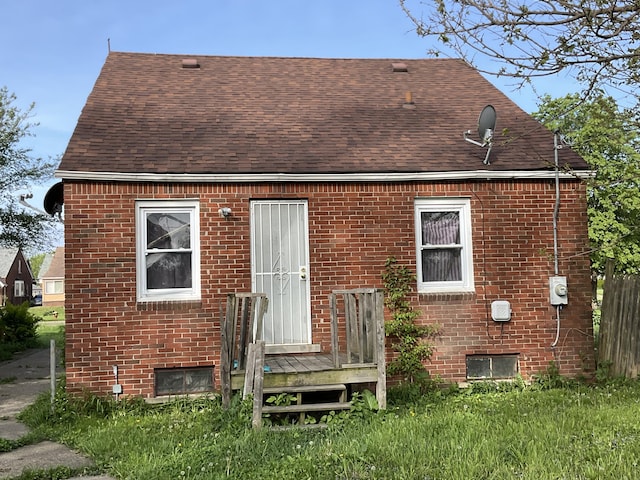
[263,384,346,395]
[262,401,352,414]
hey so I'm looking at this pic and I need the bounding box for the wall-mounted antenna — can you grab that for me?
[464,105,496,165]
[19,193,48,216]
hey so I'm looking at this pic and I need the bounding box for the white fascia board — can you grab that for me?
[55,169,594,183]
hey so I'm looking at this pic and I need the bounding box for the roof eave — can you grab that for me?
[55,170,593,182]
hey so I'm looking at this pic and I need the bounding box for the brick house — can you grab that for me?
[0,247,34,306]
[55,52,594,399]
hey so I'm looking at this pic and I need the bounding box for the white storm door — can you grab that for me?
[251,200,311,346]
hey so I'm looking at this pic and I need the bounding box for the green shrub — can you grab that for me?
[0,302,39,345]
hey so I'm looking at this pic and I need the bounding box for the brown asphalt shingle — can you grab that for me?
[58,52,587,176]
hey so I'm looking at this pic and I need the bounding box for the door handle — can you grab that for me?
[299,266,307,280]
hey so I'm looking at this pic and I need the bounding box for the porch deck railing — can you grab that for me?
[220,293,269,408]
[220,288,386,410]
[329,288,386,408]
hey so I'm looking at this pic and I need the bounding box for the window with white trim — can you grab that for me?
[45,280,64,294]
[14,280,25,298]
[136,200,201,302]
[415,198,474,293]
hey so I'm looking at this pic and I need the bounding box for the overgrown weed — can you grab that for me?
[15,368,640,479]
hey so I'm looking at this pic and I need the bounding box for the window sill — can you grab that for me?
[418,291,476,303]
[136,300,203,311]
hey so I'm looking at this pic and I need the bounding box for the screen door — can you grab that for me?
[250,200,311,345]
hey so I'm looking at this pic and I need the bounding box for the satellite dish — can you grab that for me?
[464,105,497,165]
[44,182,64,219]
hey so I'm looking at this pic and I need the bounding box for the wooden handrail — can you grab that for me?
[220,293,268,408]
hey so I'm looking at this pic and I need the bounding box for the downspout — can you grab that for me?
[551,132,561,347]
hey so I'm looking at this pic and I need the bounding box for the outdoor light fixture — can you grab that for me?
[218,207,232,218]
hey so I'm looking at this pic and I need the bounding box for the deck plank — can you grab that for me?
[264,354,338,374]
[231,352,379,391]
[262,401,351,414]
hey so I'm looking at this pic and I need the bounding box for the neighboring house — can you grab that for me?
[55,52,594,399]
[40,247,65,306]
[0,248,34,306]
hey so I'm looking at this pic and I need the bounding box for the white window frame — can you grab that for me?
[45,280,64,294]
[14,280,25,298]
[136,199,201,302]
[415,198,474,293]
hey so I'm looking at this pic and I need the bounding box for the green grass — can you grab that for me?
[0,321,64,362]
[36,322,65,346]
[29,306,65,322]
[16,381,640,479]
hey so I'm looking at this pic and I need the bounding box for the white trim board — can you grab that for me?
[55,169,594,183]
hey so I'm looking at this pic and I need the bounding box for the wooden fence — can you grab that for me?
[598,262,640,378]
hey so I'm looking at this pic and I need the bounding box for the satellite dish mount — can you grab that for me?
[43,182,64,222]
[464,105,496,165]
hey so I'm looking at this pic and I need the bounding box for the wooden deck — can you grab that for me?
[230,353,379,391]
[220,289,387,426]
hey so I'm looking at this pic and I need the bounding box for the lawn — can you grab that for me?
[17,378,640,480]
[30,305,65,322]
[0,307,65,361]
[36,321,65,349]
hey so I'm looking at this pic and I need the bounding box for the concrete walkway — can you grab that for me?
[0,347,115,479]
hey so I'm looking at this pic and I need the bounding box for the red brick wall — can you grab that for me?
[64,179,594,398]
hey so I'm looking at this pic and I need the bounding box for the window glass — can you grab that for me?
[420,211,463,282]
[466,355,519,379]
[155,367,214,396]
[145,212,192,290]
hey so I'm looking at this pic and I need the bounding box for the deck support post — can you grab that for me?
[374,289,387,409]
[251,341,266,429]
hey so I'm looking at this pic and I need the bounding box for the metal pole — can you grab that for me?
[50,339,56,412]
[551,132,562,348]
[553,132,561,276]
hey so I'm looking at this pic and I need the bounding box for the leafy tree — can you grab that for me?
[400,0,640,102]
[532,93,640,275]
[0,87,58,250]
[29,252,48,279]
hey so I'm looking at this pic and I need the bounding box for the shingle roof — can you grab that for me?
[0,247,18,280]
[58,52,587,175]
[37,252,54,281]
[40,247,64,279]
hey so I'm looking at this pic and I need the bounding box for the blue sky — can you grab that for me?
[2,1,577,213]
